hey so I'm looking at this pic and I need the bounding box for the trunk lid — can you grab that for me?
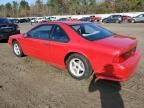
[94,34,137,53]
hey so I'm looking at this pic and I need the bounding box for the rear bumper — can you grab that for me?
[0,30,20,40]
[95,49,141,82]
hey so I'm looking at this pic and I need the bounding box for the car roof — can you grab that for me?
[0,17,8,19]
[41,21,90,25]
[111,15,121,16]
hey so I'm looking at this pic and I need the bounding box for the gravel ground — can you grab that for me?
[0,23,144,108]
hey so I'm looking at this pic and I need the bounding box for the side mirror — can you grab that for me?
[23,33,28,38]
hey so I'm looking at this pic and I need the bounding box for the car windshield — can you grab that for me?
[71,23,114,41]
[0,18,11,24]
[136,14,144,18]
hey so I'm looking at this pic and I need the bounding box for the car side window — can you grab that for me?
[72,25,82,34]
[137,14,144,18]
[51,25,69,43]
[113,15,120,19]
[27,25,53,40]
[72,24,99,36]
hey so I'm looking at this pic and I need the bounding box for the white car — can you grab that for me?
[36,18,45,23]
[31,18,36,23]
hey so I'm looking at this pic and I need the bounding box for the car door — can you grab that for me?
[107,16,112,23]
[21,24,53,61]
[112,15,120,23]
[141,14,144,22]
[48,25,70,67]
[110,15,115,22]
[136,14,144,22]
[109,15,117,23]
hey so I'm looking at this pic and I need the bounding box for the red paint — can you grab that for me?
[8,21,141,81]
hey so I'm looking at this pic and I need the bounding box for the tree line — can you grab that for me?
[0,0,144,17]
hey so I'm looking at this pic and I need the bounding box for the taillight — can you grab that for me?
[113,55,125,63]
[113,47,136,63]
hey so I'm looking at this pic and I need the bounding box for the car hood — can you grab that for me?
[93,34,137,53]
[132,17,139,19]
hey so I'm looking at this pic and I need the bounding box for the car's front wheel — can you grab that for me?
[102,19,107,23]
[66,54,93,80]
[13,41,24,57]
[131,19,135,23]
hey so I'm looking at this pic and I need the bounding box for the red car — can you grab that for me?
[8,21,141,81]
[122,15,132,23]
[90,16,102,22]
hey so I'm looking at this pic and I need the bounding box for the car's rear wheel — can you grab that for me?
[66,54,93,80]
[116,20,120,23]
[13,41,24,57]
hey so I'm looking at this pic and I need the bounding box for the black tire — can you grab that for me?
[12,41,24,57]
[116,20,120,23]
[66,53,93,80]
[131,19,135,23]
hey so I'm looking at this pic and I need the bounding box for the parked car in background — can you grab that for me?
[8,21,141,81]
[79,17,94,22]
[122,15,132,23]
[36,17,45,23]
[48,17,56,21]
[9,19,19,24]
[18,18,29,23]
[41,18,51,22]
[57,18,69,21]
[71,18,79,21]
[30,18,36,23]
[102,15,122,23]
[0,18,20,41]
[42,17,56,22]
[131,14,144,23]
[90,16,101,22]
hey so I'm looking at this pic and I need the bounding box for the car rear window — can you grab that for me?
[71,23,114,41]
